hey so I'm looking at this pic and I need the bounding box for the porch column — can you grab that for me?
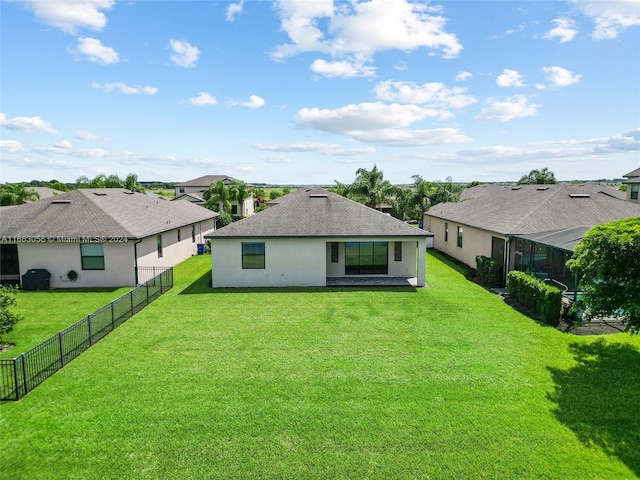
[416,238,426,287]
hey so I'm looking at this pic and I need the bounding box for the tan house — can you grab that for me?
[173,175,255,216]
[423,183,640,288]
[623,168,640,203]
[0,189,217,288]
[207,188,430,288]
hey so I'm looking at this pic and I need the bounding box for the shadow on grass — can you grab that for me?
[428,250,469,276]
[547,339,640,476]
[178,270,419,295]
[21,287,123,293]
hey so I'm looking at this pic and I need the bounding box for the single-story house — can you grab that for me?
[0,189,217,288]
[207,188,431,288]
[423,182,640,288]
[173,175,254,216]
[623,168,640,203]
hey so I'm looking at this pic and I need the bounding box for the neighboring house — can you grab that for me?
[623,168,640,203]
[0,189,217,288]
[173,175,255,216]
[423,183,640,289]
[207,188,431,288]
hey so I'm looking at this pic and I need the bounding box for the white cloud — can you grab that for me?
[574,0,640,39]
[475,95,539,122]
[455,71,473,82]
[254,142,376,155]
[54,140,73,149]
[272,0,462,62]
[189,92,218,107]
[295,102,440,134]
[169,39,201,68]
[91,82,158,95]
[496,69,525,88]
[263,155,292,163]
[311,59,376,78]
[75,130,100,141]
[18,0,114,34]
[230,95,266,109]
[544,18,578,43]
[0,140,25,153]
[226,1,244,22]
[350,128,470,146]
[0,113,58,134]
[542,66,582,87]
[374,80,476,109]
[73,37,119,64]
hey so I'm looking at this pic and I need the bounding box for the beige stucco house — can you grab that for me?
[0,189,217,288]
[423,182,640,288]
[173,175,255,217]
[207,188,430,288]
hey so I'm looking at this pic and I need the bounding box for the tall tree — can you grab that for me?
[350,164,394,209]
[331,181,351,198]
[567,217,640,333]
[390,186,420,221]
[229,181,251,216]
[124,173,145,193]
[517,167,558,185]
[0,183,40,206]
[203,181,232,214]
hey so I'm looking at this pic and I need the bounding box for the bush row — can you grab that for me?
[475,255,502,287]
[506,271,563,326]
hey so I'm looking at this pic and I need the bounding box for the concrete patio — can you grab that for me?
[326,277,421,287]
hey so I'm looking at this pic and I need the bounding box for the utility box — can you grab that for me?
[22,269,51,290]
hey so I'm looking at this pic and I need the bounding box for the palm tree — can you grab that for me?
[331,180,351,198]
[229,181,251,216]
[203,181,232,214]
[390,186,420,221]
[350,164,394,209]
[0,183,40,206]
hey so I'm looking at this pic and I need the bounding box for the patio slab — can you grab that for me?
[326,277,420,287]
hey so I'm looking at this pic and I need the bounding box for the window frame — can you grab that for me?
[444,222,449,242]
[242,242,265,269]
[331,242,339,263]
[631,184,639,200]
[157,235,163,258]
[457,226,463,248]
[80,243,105,270]
[394,241,402,262]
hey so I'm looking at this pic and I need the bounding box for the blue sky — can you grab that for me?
[1,0,639,185]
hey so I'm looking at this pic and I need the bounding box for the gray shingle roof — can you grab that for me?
[0,189,217,239]
[426,183,640,235]
[510,226,592,252]
[208,188,427,238]
[175,175,241,187]
[624,168,640,178]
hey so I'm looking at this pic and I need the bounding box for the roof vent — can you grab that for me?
[93,192,107,196]
[123,191,135,195]
[511,186,521,190]
[309,193,328,198]
[569,193,590,198]
[537,186,549,191]
[51,199,71,204]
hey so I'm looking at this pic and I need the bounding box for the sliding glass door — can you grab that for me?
[345,242,388,275]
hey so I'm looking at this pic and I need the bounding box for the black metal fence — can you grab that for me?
[0,267,173,401]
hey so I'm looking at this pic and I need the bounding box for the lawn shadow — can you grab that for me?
[178,270,419,294]
[547,339,640,476]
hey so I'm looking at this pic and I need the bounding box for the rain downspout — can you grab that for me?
[133,238,142,285]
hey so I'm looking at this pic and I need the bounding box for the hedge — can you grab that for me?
[475,255,502,287]
[506,271,563,326]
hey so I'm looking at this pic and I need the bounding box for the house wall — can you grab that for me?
[325,239,418,278]
[175,186,255,216]
[212,237,327,287]
[18,241,135,288]
[424,215,502,269]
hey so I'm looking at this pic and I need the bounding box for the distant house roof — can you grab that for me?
[509,226,592,252]
[175,175,244,187]
[0,189,217,240]
[623,168,640,183]
[173,192,205,204]
[208,188,428,238]
[426,183,640,235]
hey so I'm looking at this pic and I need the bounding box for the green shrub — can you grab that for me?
[475,255,502,287]
[506,271,562,326]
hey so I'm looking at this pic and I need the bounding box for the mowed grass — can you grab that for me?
[1,253,638,479]
[0,287,131,359]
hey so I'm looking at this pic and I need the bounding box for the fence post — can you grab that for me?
[159,269,164,293]
[87,314,93,346]
[146,281,149,305]
[111,301,115,330]
[20,353,28,397]
[58,332,65,368]
[13,358,20,401]
[130,290,134,316]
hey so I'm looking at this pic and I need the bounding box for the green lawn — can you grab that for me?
[0,287,131,359]
[1,253,638,479]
